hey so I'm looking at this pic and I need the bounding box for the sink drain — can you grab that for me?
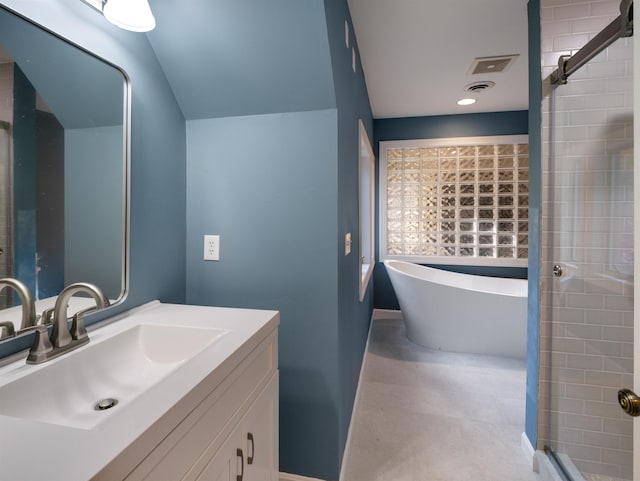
[94,398,118,411]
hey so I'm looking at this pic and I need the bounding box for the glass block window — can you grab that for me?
[380,135,529,267]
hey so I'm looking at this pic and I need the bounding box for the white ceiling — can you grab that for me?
[347,0,530,119]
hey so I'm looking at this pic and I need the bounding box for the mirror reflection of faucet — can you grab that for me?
[26,282,110,364]
[0,278,37,340]
[0,321,14,340]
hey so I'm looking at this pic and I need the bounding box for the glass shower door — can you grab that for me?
[542,36,634,481]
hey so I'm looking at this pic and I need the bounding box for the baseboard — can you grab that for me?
[279,473,325,481]
[338,310,376,481]
[372,308,402,320]
[520,432,538,472]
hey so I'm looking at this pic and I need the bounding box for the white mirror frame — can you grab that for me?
[358,120,375,301]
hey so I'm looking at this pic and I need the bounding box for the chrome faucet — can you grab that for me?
[50,282,110,347]
[0,278,37,334]
[27,282,110,364]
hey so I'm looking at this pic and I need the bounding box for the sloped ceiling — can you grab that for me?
[147,0,336,120]
[0,6,124,129]
[347,0,530,118]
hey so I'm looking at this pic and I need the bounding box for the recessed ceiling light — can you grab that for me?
[457,98,476,106]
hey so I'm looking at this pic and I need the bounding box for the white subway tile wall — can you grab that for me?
[539,1,633,480]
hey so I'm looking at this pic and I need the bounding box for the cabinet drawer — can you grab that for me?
[123,330,277,481]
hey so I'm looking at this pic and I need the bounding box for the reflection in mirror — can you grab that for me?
[0,6,128,338]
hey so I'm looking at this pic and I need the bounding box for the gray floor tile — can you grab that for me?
[342,316,540,481]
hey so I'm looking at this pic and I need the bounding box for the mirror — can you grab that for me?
[0,6,128,338]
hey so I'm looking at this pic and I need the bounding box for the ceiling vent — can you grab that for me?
[464,81,495,93]
[468,55,519,75]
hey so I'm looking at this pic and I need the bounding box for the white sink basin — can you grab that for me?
[0,323,227,429]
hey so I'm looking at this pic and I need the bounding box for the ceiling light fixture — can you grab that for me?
[457,98,476,106]
[81,0,156,32]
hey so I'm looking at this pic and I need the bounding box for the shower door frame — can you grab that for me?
[634,13,640,480]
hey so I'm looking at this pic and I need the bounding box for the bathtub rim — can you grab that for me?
[384,259,528,299]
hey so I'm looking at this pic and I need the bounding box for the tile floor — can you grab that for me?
[341,316,541,481]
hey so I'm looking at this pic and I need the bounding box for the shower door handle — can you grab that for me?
[618,389,640,417]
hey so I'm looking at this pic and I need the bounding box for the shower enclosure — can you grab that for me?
[540,1,634,480]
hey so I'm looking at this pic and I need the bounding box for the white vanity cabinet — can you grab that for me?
[195,375,278,481]
[0,303,279,481]
[93,323,279,481]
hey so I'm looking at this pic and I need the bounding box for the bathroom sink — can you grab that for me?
[0,323,227,429]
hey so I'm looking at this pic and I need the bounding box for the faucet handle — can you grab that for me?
[39,308,55,325]
[26,326,54,364]
[0,321,15,340]
[70,307,96,343]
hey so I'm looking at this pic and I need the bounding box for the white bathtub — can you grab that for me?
[384,260,528,359]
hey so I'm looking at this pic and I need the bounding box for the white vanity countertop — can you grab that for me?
[0,301,279,481]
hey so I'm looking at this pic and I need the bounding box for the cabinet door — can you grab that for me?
[243,373,278,481]
[196,372,278,481]
[195,429,243,481]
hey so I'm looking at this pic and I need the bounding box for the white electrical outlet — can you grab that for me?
[204,235,220,261]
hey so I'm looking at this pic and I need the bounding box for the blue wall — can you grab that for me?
[1,6,124,129]
[526,0,541,449]
[65,126,123,299]
[186,110,340,479]
[35,110,64,300]
[0,0,187,355]
[12,65,37,297]
[375,111,529,142]
[147,0,336,119]
[373,110,529,309]
[184,3,374,478]
[323,0,374,470]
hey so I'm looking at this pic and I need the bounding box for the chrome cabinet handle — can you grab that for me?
[236,449,244,481]
[247,432,255,465]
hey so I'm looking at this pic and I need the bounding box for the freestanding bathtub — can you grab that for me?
[384,260,528,359]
